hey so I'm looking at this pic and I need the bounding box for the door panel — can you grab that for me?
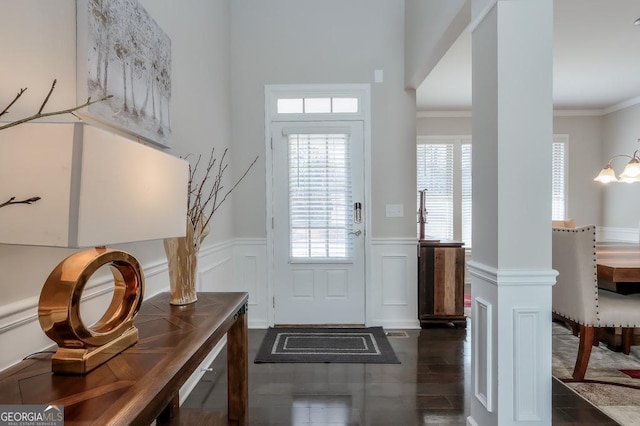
[272,121,365,325]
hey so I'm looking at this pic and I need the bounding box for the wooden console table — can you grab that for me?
[418,239,466,328]
[0,292,248,425]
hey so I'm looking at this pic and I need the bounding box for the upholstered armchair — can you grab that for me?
[552,225,640,380]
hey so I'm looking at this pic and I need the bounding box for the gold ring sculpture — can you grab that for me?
[38,247,144,374]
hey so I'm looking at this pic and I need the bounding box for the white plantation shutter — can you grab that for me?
[417,136,567,248]
[461,144,472,247]
[552,139,566,221]
[417,144,454,241]
[288,133,352,260]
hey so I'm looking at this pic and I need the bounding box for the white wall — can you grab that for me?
[404,0,470,89]
[0,0,234,370]
[601,104,640,228]
[230,0,417,239]
[553,115,603,226]
[416,114,603,227]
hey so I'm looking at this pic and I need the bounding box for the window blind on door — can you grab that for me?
[288,134,352,260]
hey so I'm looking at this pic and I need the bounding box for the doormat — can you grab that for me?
[254,327,400,364]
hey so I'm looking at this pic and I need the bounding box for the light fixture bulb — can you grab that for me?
[618,173,640,183]
[593,165,618,183]
[621,159,640,178]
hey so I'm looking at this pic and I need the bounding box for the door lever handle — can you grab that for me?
[349,230,362,236]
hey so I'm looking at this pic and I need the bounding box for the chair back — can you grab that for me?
[552,225,599,325]
[552,218,576,228]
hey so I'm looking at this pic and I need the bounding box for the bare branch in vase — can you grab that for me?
[0,79,113,132]
[0,196,41,209]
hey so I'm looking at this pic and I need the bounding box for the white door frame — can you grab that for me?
[264,84,372,326]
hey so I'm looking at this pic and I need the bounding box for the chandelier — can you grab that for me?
[593,139,640,183]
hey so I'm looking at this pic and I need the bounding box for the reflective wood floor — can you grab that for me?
[184,325,619,425]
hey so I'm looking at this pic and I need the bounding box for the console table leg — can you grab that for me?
[227,306,248,426]
[157,393,180,424]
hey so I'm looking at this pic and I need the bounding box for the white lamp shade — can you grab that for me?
[0,122,188,247]
[593,166,618,183]
[618,173,640,184]
[621,160,640,178]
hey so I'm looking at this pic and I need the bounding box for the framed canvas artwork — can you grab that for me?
[77,0,172,148]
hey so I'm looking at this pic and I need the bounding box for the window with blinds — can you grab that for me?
[416,141,471,247]
[417,135,568,247]
[288,134,352,260]
[551,139,566,220]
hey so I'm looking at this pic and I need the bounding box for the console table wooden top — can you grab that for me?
[0,291,248,425]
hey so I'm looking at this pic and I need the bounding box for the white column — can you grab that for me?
[468,1,556,425]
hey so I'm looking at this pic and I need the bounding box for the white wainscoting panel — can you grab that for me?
[513,308,541,421]
[474,297,493,412]
[369,238,419,329]
[233,239,268,328]
[381,256,408,305]
[199,241,234,292]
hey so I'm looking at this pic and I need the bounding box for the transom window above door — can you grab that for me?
[267,85,368,122]
[277,97,359,114]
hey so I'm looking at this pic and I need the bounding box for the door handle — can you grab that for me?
[349,230,362,237]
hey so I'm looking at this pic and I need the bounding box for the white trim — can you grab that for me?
[0,255,169,335]
[264,84,372,327]
[603,95,640,115]
[266,83,369,122]
[553,109,604,117]
[474,296,493,412]
[468,0,497,33]
[199,239,233,257]
[513,308,542,421]
[466,261,558,287]
[230,237,266,246]
[416,110,472,118]
[370,237,417,246]
[416,108,626,118]
[597,227,639,243]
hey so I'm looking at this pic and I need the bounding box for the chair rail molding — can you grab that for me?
[598,226,639,244]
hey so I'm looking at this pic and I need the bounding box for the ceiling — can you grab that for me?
[417,0,640,112]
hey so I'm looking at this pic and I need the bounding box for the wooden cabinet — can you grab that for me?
[418,240,466,328]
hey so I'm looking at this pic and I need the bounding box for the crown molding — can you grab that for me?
[603,96,640,115]
[416,108,624,118]
[416,110,472,118]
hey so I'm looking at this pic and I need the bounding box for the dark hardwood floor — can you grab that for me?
[184,324,619,425]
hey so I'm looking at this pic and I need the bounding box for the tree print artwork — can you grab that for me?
[77,0,171,148]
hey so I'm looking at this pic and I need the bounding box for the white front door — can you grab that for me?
[272,121,365,325]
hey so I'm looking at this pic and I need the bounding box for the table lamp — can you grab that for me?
[0,122,188,374]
